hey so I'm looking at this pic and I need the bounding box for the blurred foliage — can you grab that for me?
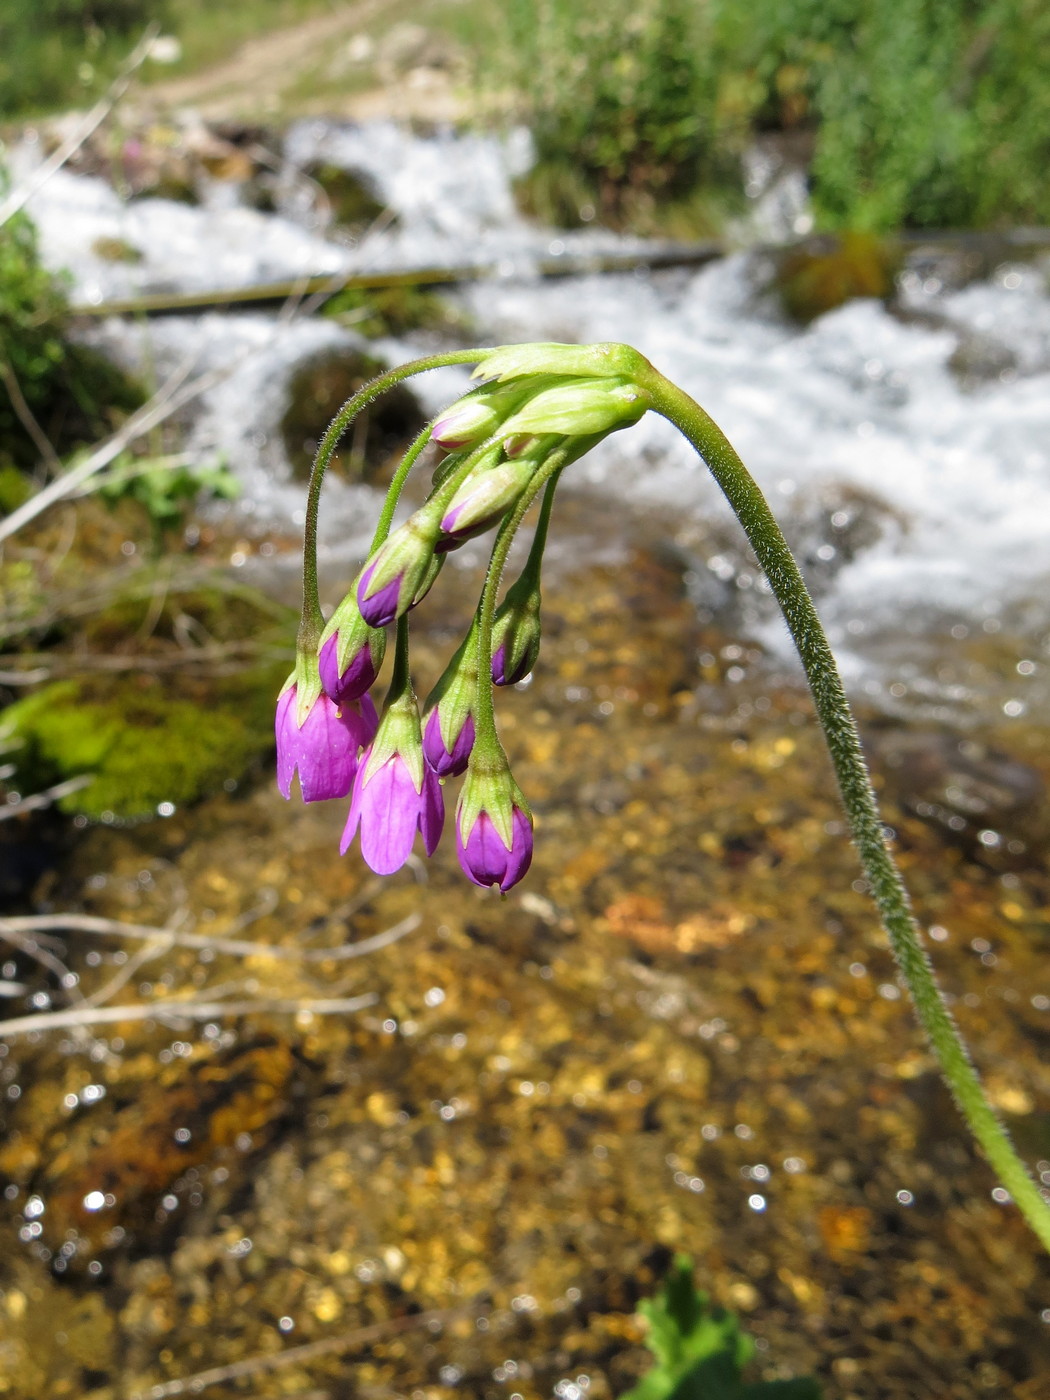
[499,0,736,233]
[499,0,1050,234]
[621,1256,821,1400]
[0,0,162,114]
[96,451,240,545]
[0,192,142,480]
[321,283,466,340]
[714,0,1050,231]
[0,0,333,117]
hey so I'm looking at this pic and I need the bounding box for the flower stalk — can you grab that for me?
[635,362,1050,1254]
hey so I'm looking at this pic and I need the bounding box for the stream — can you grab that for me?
[1,120,1048,1399]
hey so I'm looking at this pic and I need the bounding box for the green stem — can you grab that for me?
[386,615,412,705]
[474,442,585,746]
[639,365,1050,1252]
[298,348,491,650]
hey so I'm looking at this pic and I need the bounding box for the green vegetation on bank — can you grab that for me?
[3,0,1048,235]
[498,0,1050,234]
[0,196,141,488]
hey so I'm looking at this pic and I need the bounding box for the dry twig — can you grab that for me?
[0,991,378,1039]
[133,1306,472,1399]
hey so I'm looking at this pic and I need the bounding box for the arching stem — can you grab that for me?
[638,364,1050,1251]
[298,349,491,650]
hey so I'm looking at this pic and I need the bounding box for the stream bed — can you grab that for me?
[1,120,1048,1398]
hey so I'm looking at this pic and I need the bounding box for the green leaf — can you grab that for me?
[619,1257,821,1400]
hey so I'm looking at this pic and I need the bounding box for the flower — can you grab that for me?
[275,679,378,802]
[340,693,443,874]
[455,757,533,892]
[317,597,385,702]
[357,508,441,628]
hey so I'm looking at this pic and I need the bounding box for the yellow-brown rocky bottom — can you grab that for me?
[1,540,1047,1400]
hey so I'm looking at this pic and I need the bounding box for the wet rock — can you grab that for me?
[281,347,426,484]
[865,727,1047,864]
[301,160,387,231]
[8,1039,307,1272]
[775,233,902,323]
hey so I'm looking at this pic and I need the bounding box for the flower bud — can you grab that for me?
[431,382,533,451]
[490,574,542,686]
[473,341,649,384]
[498,377,649,439]
[422,629,478,777]
[357,507,440,628]
[318,594,385,702]
[439,457,537,546]
[456,757,533,892]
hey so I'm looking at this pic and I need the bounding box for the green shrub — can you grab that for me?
[713,0,1050,231]
[498,0,735,232]
[0,193,142,481]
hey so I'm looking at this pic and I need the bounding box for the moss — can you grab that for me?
[775,231,901,323]
[2,666,285,819]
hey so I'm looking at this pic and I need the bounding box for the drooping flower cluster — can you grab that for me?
[276,343,652,891]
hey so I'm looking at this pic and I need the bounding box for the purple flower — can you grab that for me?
[423,707,475,777]
[339,691,444,875]
[318,631,381,703]
[456,805,533,892]
[275,684,378,802]
[341,749,444,874]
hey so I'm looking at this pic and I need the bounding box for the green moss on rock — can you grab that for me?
[2,667,284,819]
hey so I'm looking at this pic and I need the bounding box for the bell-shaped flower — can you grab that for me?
[275,661,378,802]
[317,592,386,703]
[341,691,443,875]
[357,506,441,628]
[421,627,479,777]
[456,752,533,892]
[490,572,542,686]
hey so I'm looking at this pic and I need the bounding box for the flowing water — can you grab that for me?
[2,122,1049,1398]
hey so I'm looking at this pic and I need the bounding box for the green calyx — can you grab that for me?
[492,570,542,679]
[473,341,651,384]
[290,648,325,727]
[457,743,530,849]
[498,377,650,438]
[363,688,425,793]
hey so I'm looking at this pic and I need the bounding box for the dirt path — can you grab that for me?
[142,1,472,123]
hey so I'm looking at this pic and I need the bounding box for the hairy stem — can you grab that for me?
[473,444,581,745]
[299,349,491,649]
[639,365,1050,1252]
